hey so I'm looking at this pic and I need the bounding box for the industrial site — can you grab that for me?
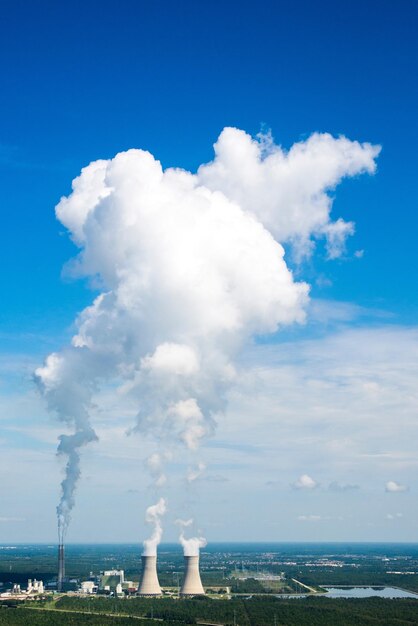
[2,543,418,626]
[1,543,212,600]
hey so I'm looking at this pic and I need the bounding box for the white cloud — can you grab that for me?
[222,324,418,499]
[297,515,322,522]
[315,275,333,289]
[6,320,418,541]
[321,218,355,259]
[141,343,200,377]
[145,451,172,487]
[385,481,408,493]
[186,462,206,483]
[33,126,380,538]
[386,513,403,520]
[308,299,365,324]
[198,127,380,259]
[292,474,318,490]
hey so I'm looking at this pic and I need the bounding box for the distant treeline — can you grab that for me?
[53,595,418,625]
[0,607,178,626]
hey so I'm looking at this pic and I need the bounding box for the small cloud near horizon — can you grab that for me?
[385,480,408,493]
[292,474,318,490]
[386,513,403,520]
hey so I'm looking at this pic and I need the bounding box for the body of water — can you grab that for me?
[324,586,418,599]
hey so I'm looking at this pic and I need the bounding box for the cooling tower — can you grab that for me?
[137,556,162,595]
[180,556,205,595]
[57,543,65,592]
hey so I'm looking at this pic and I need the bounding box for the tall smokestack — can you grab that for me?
[138,555,162,595]
[57,543,65,592]
[180,555,205,596]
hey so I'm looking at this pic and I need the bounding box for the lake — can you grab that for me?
[324,586,418,599]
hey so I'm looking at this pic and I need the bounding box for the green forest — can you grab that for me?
[0,607,176,626]
[6,595,414,625]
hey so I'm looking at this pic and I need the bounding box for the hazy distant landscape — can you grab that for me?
[2,543,418,624]
[3,542,418,589]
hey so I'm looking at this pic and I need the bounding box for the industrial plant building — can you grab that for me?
[78,553,206,597]
[0,579,45,600]
[98,570,137,594]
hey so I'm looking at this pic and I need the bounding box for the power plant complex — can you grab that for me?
[57,544,206,596]
[137,553,205,596]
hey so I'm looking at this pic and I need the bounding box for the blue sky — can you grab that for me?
[1,1,418,543]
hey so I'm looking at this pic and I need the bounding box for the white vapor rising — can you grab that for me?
[143,497,167,556]
[34,352,99,540]
[35,127,379,534]
[187,462,206,483]
[145,452,172,487]
[176,518,207,556]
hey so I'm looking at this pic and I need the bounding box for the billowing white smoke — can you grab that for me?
[198,128,380,260]
[34,351,99,540]
[35,127,380,535]
[143,498,167,556]
[177,518,207,556]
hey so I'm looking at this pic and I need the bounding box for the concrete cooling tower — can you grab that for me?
[180,556,205,596]
[137,556,162,595]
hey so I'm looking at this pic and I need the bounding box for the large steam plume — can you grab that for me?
[35,127,380,534]
[177,518,207,556]
[143,498,167,556]
[34,352,99,540]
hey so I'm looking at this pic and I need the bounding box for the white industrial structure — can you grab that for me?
[1,579,46,600]
[99,569,124,592]
[138,556,162,596]
[103,569,124,580]
[180,556,205,596]
[27,579,44,594]
[80,581,97,594]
